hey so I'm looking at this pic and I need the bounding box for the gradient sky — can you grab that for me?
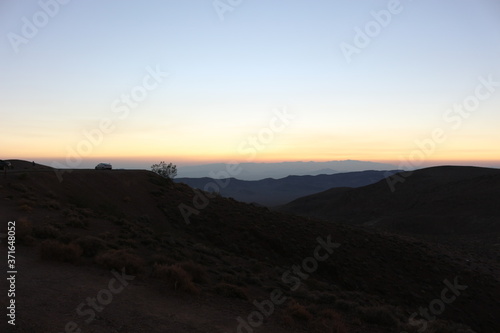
[1,0,500,169]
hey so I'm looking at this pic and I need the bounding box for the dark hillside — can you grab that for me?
[282,166,500,231]
[282,166,500,261]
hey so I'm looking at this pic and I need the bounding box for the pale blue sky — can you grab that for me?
[1,0,499,168]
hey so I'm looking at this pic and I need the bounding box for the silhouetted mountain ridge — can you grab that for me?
[177,160,399,180]
[175,170,401,206]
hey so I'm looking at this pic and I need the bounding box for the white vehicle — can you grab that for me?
[0,160,12,169]
[95,163,112,170]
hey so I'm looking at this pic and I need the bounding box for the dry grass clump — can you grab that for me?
[213,282,247,300]
[285,299,313,322]
[116,238,138,249]
[427,320,476,333]
[16,217,33,243]
[281,313,295,328]
[95,249,145,274]
[193,243,216,255]
[316,292,337,305]
[282,304,349,332]
[40,240,82,263]
[280,302,312,330]
[18,199,34,212]
[334,299,358,313]
[75,236,107,257]
[149,253,174,266]
[152,263,199,294]
[319,308,342,319]
[75,207,94,217]
[316,309,350,333]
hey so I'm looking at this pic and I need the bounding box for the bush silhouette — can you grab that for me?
[151,161,177,179]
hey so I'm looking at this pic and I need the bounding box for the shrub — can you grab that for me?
[117,238,138,249]
[76,236,107,257]
[140,236,156,247]
[33,224,61,239]
[98,232,115,241]
[40,240,82,263]
[357,305,398,327]
[179,261,207,283]
[335,299,358,313]
[153,263,199,294]
[43,199,60,210]
[66,216,88,229]
[137,215,150,224]
[18,173,28,180]
[96,249,145,274]
[151,161,177,179]
[57,233,78,243]
[10,183,28,193]
[96,202,122,218]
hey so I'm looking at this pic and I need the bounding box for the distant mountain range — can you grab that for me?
[177,160,399,180]
[175,170,401,206]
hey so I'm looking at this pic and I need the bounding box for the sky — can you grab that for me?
[1,0,500,170]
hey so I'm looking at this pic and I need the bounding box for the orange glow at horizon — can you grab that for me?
[4,129,499,167]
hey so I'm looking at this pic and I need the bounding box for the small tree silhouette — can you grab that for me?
[151,161,177,179]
